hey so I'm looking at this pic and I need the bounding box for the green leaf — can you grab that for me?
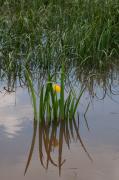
[73,88,85,117]
[60,64,65,119]
[39,86,44,122]
[25,69,37,121]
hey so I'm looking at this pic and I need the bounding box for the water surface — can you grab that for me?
[0,79,119,180]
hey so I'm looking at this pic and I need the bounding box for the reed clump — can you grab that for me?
[0,0,119,74]
[26,65,84,122]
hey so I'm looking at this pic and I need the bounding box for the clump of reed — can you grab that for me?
[0,0,119,74]
[25,64,84,123]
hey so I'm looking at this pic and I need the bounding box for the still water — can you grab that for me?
[0,80,119,180]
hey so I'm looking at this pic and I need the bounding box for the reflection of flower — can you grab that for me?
[51,137,59,148]
[53,84,61,93]
[49,137,59,152]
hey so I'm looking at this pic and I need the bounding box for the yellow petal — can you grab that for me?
[53,84,61,93]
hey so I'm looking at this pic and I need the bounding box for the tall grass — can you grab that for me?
[0,0,119,100]
[25,65,84,122]
[0,0,119,75]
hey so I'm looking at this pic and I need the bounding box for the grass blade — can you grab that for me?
[25,69,37,121]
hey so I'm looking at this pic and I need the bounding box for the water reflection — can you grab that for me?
[74,62,119,100]
[1,60,119,102]
[1,62,119,179]
[25,117,92,176]
[1,81,119,179]
[0,87,32,138]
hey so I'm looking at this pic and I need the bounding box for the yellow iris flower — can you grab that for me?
[53,84,61,93]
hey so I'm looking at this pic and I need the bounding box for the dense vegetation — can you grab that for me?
[0,0,119,76]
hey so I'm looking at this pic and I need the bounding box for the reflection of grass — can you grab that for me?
[24,117,92,176]
[26,65,84,122]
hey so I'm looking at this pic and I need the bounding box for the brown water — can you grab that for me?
[0,84,119,180]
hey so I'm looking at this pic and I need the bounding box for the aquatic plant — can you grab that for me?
[25,64,84,122]
[0,0,119,75]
